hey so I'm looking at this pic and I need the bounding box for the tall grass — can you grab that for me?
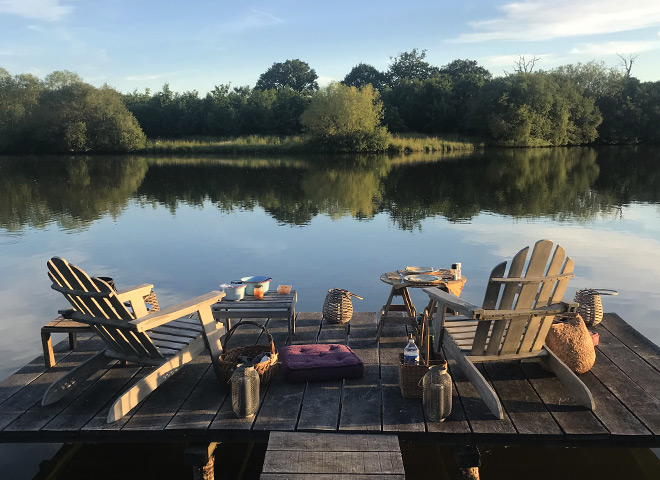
[387,134,481,153]
[140,136,306,154]
[138,134,483,155]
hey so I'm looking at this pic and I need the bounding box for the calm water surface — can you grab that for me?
[1,147,660,478]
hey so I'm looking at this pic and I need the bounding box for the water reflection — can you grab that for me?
[0,156,148,231]
[2,147,658,232]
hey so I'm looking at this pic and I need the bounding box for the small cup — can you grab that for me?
[253,285,264,300]
[277,285,292,295]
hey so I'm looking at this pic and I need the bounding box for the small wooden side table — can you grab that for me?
[212,290,297,337]
[376,271,466,343]
[41,316,93,368]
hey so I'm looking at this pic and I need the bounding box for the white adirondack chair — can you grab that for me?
[43,256,225,423]
[423,239,595,419]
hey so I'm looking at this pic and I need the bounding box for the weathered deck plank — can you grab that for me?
[261,432,405,478]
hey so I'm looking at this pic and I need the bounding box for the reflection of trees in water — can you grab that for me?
[590,146,660,205]
[0,156,148,231]
[301,156,391,219]
[382,148,605,229]
[136,156,392,224]
[2,148,659,231]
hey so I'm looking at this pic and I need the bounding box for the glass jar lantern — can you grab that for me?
[421,360,452,422]
[230,365,260,418]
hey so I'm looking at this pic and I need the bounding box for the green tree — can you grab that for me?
[255,59,319,93]
[552,61,624,98]
[382,75,454,133]
[387,49,439,85]
[342,63,388,91]
[31,82,146,152]
[300,82,390,152]
[0,69,43,151]
[467,72,601,146]
[439,59,491,131]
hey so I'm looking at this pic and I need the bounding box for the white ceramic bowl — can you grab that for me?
[220,283,246,301]
[240,276,272,295]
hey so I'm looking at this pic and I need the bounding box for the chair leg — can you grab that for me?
[42,351,114,406]
[41,331,55,369]
[106,335,207,423]
[543,347,595,410]
[443,334,504,420]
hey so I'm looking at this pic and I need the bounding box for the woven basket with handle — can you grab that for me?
[214,321,279,387]
[573,288,618,326]
[322,288,363,324]
[97,276,160,312]
[398,353,444,398]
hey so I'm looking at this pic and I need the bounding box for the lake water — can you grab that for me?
[1,147,660,477]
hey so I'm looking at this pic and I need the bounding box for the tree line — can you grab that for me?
[2,51,660,153]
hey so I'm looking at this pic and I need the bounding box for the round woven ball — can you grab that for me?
[543,313,595,374]
[322,289,354,324]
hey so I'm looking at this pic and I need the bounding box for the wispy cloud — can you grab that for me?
[0,0,73,22]
[453,1,660,43]
[125,72,180,81]
[221,9,283,34]
[570,40,660,55]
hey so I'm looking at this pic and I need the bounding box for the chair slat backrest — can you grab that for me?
[48,257,164,361]
[470,240,573,357]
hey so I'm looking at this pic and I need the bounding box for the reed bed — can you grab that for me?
[387,135,481,153]
[138,134,482,155]
[141,136,306,154]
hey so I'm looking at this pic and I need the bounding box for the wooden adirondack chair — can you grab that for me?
[423,239,594,420]
[43,256,226,423]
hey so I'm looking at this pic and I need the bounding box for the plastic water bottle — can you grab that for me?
[403,333,420,365]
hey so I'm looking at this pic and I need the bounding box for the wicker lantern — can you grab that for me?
[573,289,618,326]
[422,360,452,422]
[230,365,260,418]
[322,289,363,324]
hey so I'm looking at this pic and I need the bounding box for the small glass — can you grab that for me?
[253,285,264,299]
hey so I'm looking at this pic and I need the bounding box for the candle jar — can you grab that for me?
[253,285,264,300]
[422,360,452,421]
[230,365,260,418]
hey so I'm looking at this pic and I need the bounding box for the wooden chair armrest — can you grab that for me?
[115,283,155,302]
[130,291,225,332]
[423,287,484,319]
[116,284,155,319]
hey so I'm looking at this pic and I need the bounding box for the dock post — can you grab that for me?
[454,445,480,480]
[185,442,218,480]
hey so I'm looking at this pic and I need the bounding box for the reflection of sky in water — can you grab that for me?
[1,199,660,380]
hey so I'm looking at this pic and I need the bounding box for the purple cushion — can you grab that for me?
[278,344,364,383]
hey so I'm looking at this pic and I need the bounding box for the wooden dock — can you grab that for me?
[1,311,660,455]
[261,432,405,479]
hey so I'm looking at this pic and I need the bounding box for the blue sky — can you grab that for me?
[2,0,660,95]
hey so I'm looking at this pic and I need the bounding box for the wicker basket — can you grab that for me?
[322,289,363,324]
[97,276,160,313]
[398,353,443,398]
[143,291,160,312]
[574,288,618,326]
[214,321,279,387]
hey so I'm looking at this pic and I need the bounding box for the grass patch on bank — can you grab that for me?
[138,134,482,155]
[140,136,307,154]
[388,134,481,153]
